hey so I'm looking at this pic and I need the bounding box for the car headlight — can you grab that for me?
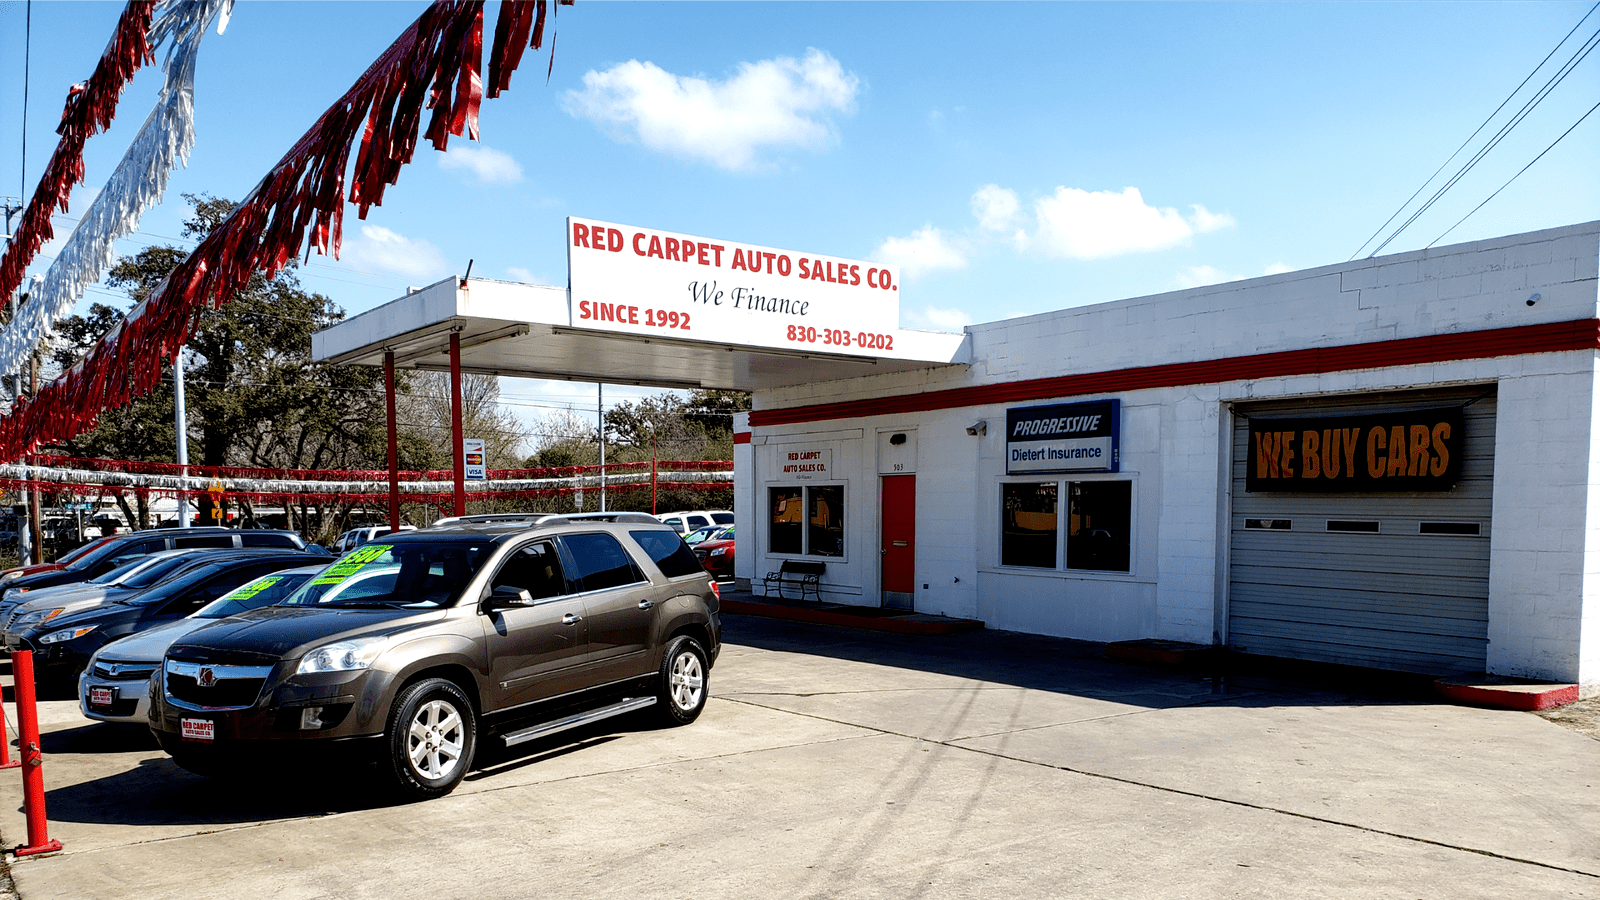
[296,636,388,674]
[39,624,96,645]
[0,571,23,584]
[709,547,728,556]
[14,608,65,629]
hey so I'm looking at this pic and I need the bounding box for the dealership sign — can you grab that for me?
[1246,406,1463,492]
[567,217,902,358]
[779,447,832,480]
[1006,400,1120,474]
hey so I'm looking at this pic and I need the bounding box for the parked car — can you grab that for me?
[427,513,558,529]
[0,527,316,599]
[150,518,721,800]
[332,525,418,553]
[655,510,733,535]
[0,535,118,584]
[683,525,723,546]
[694,525,735,580]
[0,548,278,640]
[80,564,327,725]
[10,550,322,688]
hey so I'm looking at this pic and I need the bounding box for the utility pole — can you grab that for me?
[174,351,190,527]
[598,383,606,512]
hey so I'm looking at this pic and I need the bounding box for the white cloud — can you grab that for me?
[872,225,968,279]
[902,305,974,332]
[1175,265,1238,289]
[1175,262,1295,289]
[437,146,524,184]
[562,49,859,171]
[972,184,1021,233]
[1189,204,1235,233]
[1031,186,1232,260]
[339,225,451,282]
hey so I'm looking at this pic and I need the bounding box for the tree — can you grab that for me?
[51,194,393,538]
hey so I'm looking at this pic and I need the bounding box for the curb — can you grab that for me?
[1433,675,1580,711]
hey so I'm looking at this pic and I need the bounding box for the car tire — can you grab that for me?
[654,635,709,726]
[380,677,476,801]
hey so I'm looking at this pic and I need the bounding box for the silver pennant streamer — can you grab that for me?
[0,0,235,377]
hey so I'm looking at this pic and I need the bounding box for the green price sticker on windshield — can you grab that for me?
[312,544,388,586]
[225,576,283,601]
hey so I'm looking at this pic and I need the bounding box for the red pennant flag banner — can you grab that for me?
[0,0,567,462]
[0,0,155,306]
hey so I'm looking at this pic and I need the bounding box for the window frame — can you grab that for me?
[766,483,848,561]
[996,476,1136,576]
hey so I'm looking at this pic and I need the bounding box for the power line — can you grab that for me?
[1428,97,1600,248]
[1356,3,1600,258]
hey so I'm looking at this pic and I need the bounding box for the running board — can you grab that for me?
[500,696,657,748]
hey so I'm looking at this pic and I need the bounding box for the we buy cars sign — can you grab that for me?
[568,217,901,357]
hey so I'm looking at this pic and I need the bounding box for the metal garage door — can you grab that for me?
[1227,387,1494,675]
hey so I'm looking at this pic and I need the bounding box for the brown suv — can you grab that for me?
[149,515,721,800]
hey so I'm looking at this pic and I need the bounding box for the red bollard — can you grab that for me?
[10,651,62,856]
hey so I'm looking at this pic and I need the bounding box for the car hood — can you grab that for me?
[700,539,735,552]
[7,594,122,633]
[9,582,114,610]
[3,563,65,579]
[169,606,445,662]
[95,618,205,664]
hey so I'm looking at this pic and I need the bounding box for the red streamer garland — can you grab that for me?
[0,0,567,462]
[0,1,155,306]
[23,453,731,483]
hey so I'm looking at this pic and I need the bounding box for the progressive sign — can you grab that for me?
[1006,400,1120,474]
[1246,406,1464,492]
[566,217,904,358]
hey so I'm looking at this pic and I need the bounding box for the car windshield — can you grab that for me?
[197,571,316,618]
[279,541,493,608]
[59,536,119,569]
[684,527,719,545]
[88,555,162,585]
[118,554,205,588]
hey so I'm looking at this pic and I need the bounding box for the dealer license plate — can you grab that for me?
[180,718,214,742]
[88,686,115,709]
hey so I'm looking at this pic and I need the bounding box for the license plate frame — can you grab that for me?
[88,685,116,709]
[180,717,214,742]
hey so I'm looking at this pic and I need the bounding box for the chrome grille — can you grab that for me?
[165,660,274,709]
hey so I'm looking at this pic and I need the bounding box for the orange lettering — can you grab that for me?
[1301,430,1321,478]
[1386,425,1407,477]
[1431,422,1452,476]
[1255,432,1279,478]
[1408,424,1431,477]
[1321,429,1340,478]
[1341,428,1359,478]
[1367,427,1386,477]
[1280,431,1296,478]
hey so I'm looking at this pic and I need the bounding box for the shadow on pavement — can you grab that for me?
[721,613,1441,710]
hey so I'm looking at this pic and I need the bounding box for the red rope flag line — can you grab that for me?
[0,1,156,305]
[0,0,566,462]
[26,454,732,483]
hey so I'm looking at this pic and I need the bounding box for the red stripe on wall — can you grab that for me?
[749,319,1600,428]
[733,432,752,444]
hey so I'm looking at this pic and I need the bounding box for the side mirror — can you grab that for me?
[483,585,534,611]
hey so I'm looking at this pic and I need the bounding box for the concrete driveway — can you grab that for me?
[2,615,1596,899]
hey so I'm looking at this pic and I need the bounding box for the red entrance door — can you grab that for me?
[881,475,916,609]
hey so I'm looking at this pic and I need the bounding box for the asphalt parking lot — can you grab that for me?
[1,614,1596,900]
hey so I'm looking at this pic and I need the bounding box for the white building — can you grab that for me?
[312,219,1598,691]
[733,222,1600,689]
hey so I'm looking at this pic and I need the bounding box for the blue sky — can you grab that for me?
[2,1,1597,435]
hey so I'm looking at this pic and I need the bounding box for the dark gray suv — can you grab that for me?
[149,516,721,800]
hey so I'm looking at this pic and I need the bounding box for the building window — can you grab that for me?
[1066,481,1131,572]
[1001,480,1133,573]
[1001,482,1057,568]
[769,485,845,557]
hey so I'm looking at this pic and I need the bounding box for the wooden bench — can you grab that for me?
[762,560,826,601]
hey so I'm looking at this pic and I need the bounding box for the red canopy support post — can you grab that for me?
[11,651,62,856]
[385,350,401,532]
[450,330,466,516]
